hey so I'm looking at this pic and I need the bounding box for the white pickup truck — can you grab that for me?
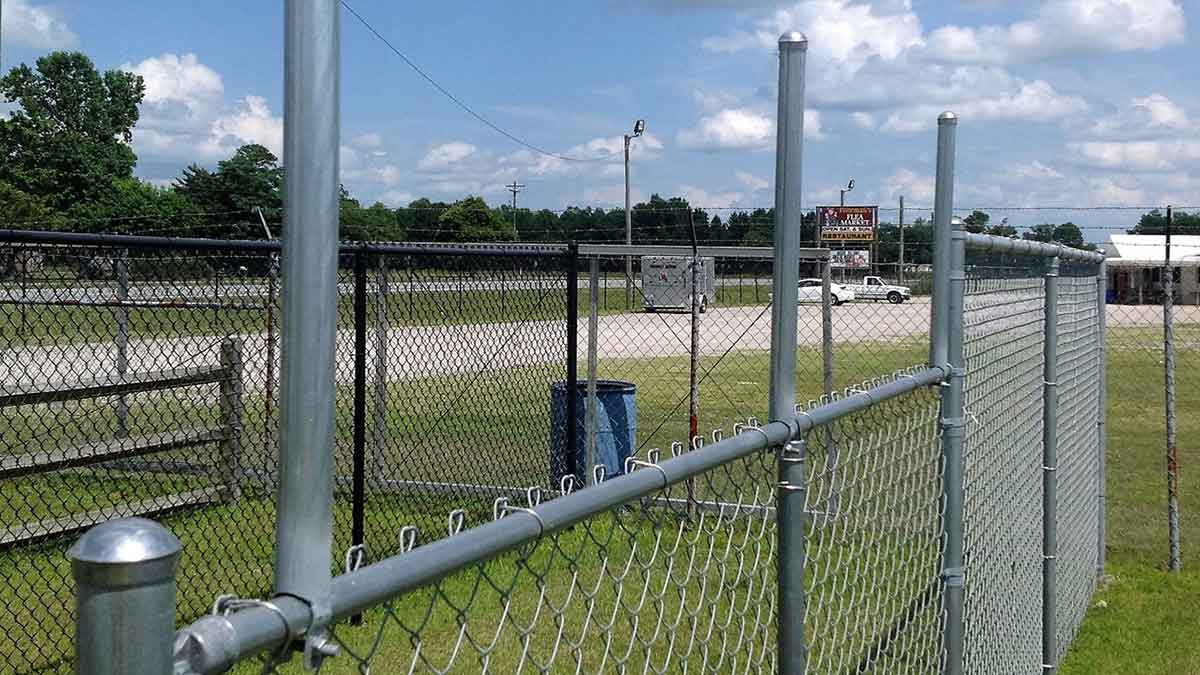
[844,276,912,304]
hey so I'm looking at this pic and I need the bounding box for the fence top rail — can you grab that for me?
[962,231,1105,264]
[0,229,574,258]
[172,364,946,674]
[577,243,829,260]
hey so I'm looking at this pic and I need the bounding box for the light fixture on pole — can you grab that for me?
[624,118,645,309]
[840,178,855,206]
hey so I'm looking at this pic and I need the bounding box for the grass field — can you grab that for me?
[0,322,1195,672]
[0,275,776,347]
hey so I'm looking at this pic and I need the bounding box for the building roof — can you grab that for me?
[1106,234,1200,267]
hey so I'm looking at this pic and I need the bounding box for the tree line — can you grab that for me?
[1,51,1191,258]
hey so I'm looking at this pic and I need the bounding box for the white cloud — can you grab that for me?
[1069,140,1200,173]
[697,1,1130,135]
[581,184,646,206]
[417,142,478,172]
[735,171,770,192]
[883,168,935,204]
[2,0,77,49]
[678,108,773,151]
[1088,94,1192,139]
[879,77,1087,133]
[351,132,384,149]
[378,190,415,207]
[677,107,824,151]
[677,185,745,208]
[126,54,223,114]
[850,112,877,130]
[205,96,284,158]
[702,0,925,83]
[1003,161,1065,182]
[927,0,1186,65]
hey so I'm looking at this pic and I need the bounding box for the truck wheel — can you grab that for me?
[699,296,707,314]
[887,291,903,304]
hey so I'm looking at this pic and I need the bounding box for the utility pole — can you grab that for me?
[898,195,905,284]
[506,179,525,241]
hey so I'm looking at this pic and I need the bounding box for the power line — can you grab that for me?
[339,1,619,163]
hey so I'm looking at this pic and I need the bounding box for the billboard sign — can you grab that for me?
[818,206,877,242]
[829,249,871,269]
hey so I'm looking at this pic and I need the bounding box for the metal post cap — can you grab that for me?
[70,518,182,588]
[939,111,958,123]
[778,31,808,47]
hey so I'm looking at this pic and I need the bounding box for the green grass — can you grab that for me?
[1,319,1193,673]
[1059,326,1200,674]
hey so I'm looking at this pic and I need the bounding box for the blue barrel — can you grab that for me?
[550,380,636,486]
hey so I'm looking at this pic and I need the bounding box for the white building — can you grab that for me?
[1105,234,1200,305]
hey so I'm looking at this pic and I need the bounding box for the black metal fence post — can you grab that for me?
[565,242,580,485]
[351,247,368,624]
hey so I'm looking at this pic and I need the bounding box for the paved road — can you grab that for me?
[2,298,1192,393]
[0,276,774,305]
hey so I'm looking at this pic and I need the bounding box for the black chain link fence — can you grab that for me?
[0,231,573,673]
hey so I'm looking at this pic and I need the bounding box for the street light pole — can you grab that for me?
[625,133,632,309]
[624,119,645,310]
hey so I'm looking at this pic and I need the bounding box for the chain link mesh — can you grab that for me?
[959,253,1103,674]
[0,239,569,673]
[1053,263,1102,661]
[961,257,1046,674]
[218,370,945,674]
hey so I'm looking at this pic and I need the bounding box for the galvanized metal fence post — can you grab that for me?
[566,243,580,483]
[276,0,340,664]
[351,248,368,627]
[930,113,958,369]
[935,113,967,675]
[1097,258,1108,576]
[1164,206,1181,572]
[771,30,807,674]
[70,518,181,675]
[1043,254,1061,673]
[587,255,599,484]
[821,257,836,516]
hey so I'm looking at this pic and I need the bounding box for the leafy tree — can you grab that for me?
[438,196,514,242]
[0,181,65,230]
[1023,221,1091,249]
[177,144,282,213]
[395,197,451,241]
[962,210,990,234]
[1023,223,1057,243]
[0,52,145,211]
[987,221,1018,238]
[341,196,400,241]
[68,177,200,235]
[1052,222,1086,249]
[1130,209,1200,235]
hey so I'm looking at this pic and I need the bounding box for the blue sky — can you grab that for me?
[2,0,1198,232]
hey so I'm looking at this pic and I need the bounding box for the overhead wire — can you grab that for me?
[339,0,621,164]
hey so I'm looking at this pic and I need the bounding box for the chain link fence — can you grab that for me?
[0,232,573,673]
[959,247,1104,674]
